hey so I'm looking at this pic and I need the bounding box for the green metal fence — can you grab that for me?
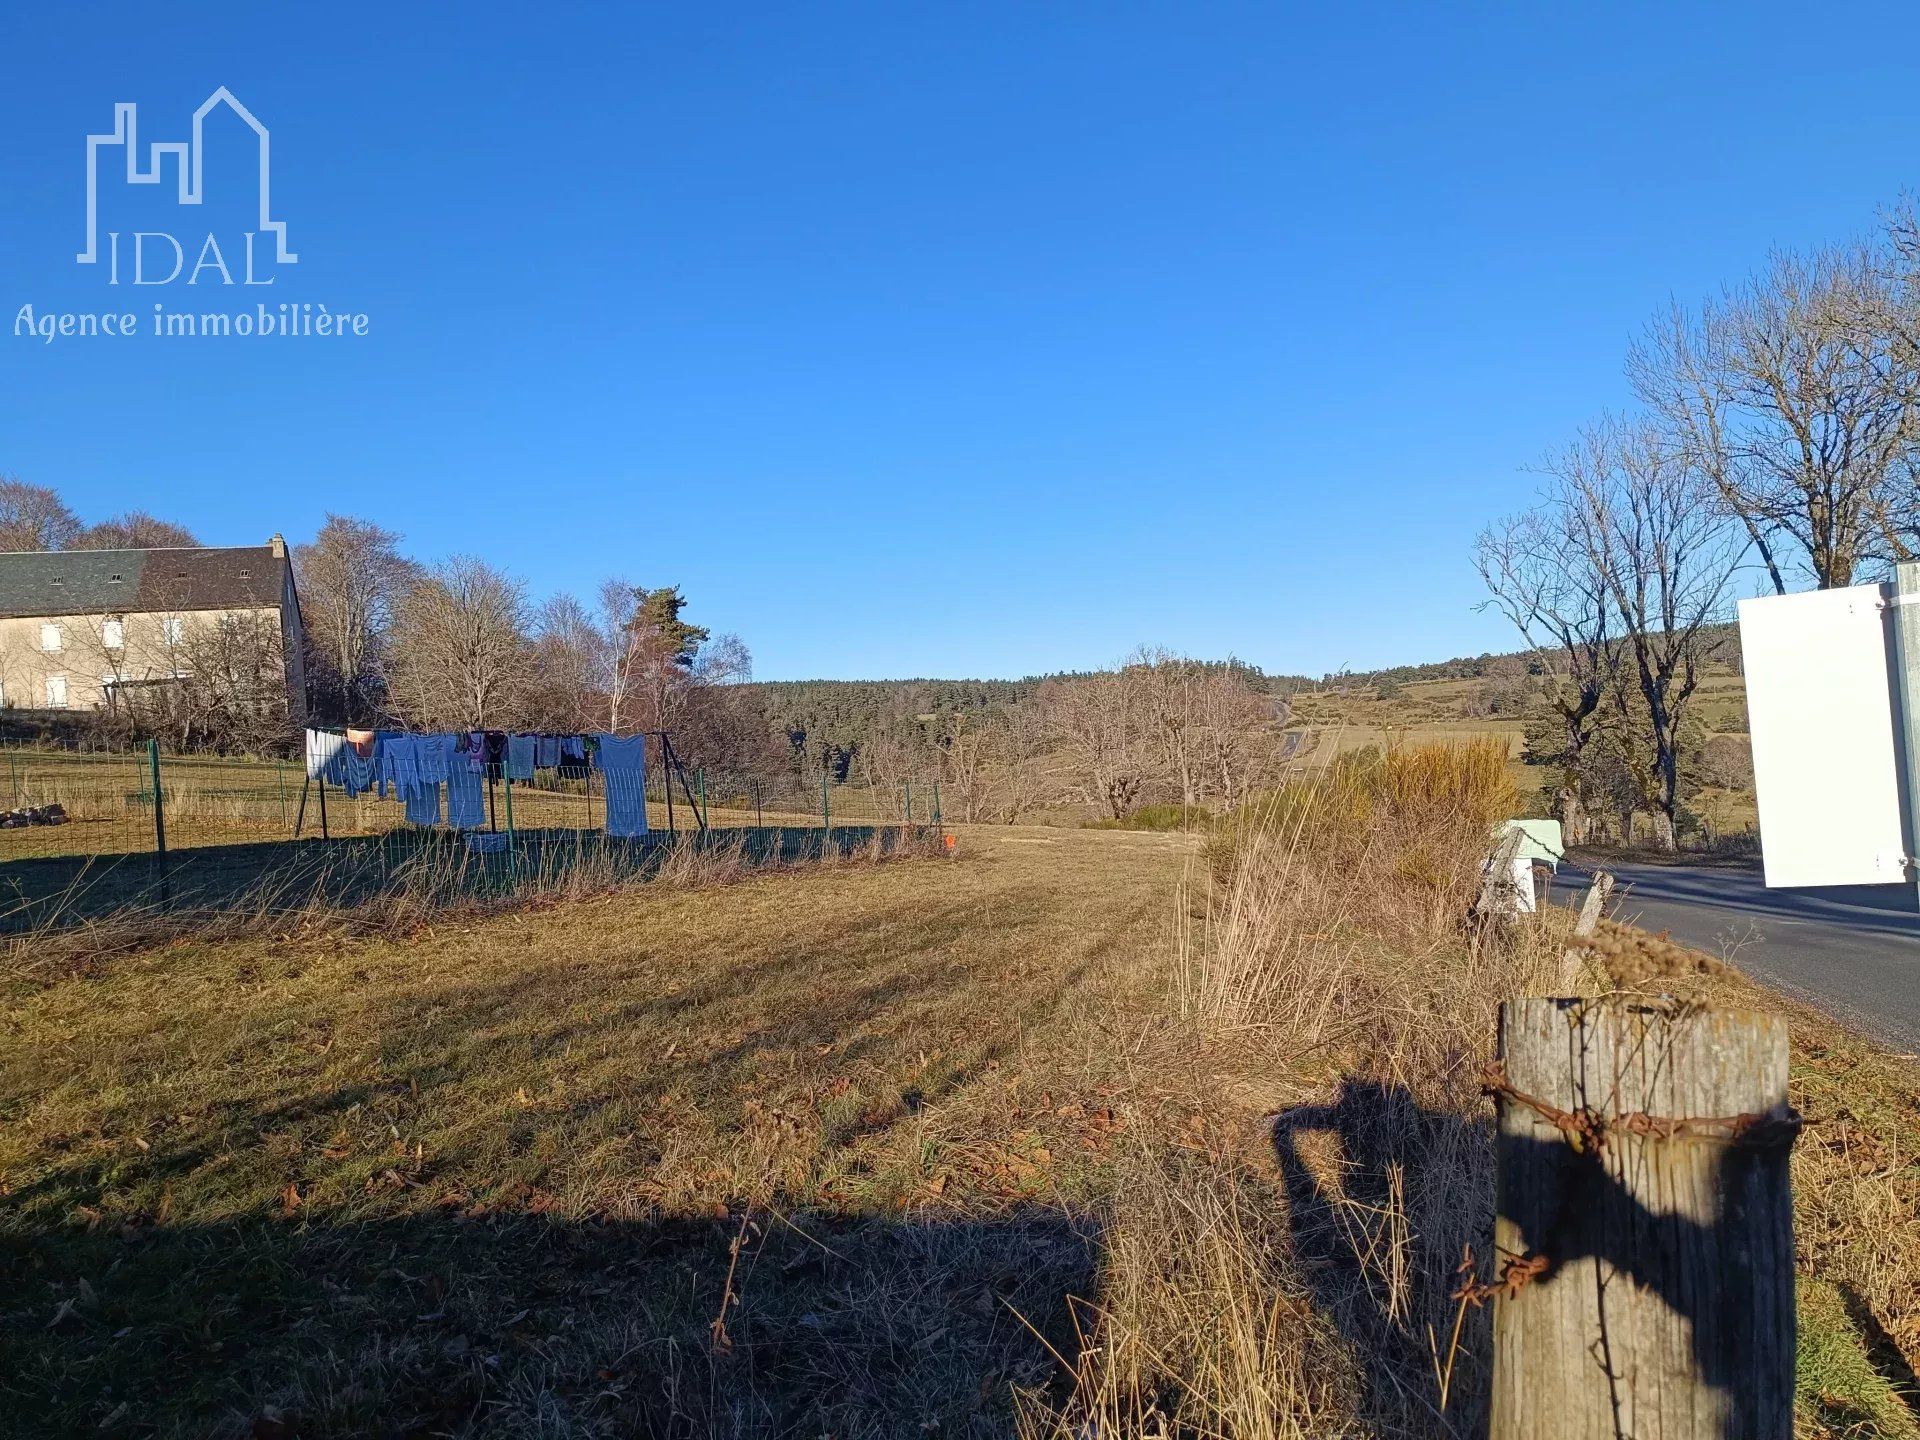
[0,739,942,866]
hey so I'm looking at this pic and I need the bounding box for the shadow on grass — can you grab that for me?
[0,826,922,934]
[1270,1079,1494,1439]
[1272,1071,1801,1440]
[1,1207,1093,1438]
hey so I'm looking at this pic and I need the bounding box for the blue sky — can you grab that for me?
[2,3,1917,681]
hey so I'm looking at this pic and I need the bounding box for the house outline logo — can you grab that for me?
[76,86,296,267]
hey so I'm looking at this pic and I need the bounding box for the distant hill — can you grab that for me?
[1320,622,1742,691]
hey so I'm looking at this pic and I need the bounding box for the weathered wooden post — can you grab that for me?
[1488,997,1798,1440]
[1557,869,1614,992]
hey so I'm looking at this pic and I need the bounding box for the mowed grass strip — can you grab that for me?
[0,830,1184,1437]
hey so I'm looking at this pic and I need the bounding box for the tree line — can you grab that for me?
[0,478,201,553]
[763,651,1296,824]
[0,484,1305,814]
[294,516,780,774]
[300,523,1302,819]
[305,522,1308,815]
[1477,202,1920,849]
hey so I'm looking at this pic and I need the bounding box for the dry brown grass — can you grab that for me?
[1026,739,1920,1440]
[3,741,1916,1438]
[1027,742,1552,1439]
[0,827,1182,1437]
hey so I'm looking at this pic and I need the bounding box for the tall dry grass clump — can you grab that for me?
[1034,740,1550,1440]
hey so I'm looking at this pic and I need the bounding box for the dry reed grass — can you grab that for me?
[1035,737,1920,1440]
[1028,741,1561,1439]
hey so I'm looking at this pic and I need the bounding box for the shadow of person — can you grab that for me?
[1269,1077,1494,1439]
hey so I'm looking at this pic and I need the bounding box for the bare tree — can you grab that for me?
[1631,245,1920,591]
[72,512,201,550]
[295,515,419,724]
[542,580,706,736]
[1036,672,1147,819]
[528,593,602,730]
[173,612,298,752]
[0,477,81,552]
[385,557,535,729]
[1475,502,1618,842]
[934,709,995,824]
[1191,662,1290,812]
[1557,417,1745,849]
[1127,648,1204,806]
[988,698,1058,822]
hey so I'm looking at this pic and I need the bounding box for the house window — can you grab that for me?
[44,675,67,708]
[160,617,184,645]
[38,622,62,653]
[101,617,125,650]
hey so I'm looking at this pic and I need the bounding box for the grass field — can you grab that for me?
[0,828,1186,1435]
[2,805,1913,1436]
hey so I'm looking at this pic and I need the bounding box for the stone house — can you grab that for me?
[0,536,307,721]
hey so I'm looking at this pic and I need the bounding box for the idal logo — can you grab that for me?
[76,87,297,286]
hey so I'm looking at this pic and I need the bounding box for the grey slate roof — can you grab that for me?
[0,546,292,620]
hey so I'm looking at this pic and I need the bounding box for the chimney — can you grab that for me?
[269,533,286,558]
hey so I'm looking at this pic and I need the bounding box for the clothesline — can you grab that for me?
[301,726,654,837]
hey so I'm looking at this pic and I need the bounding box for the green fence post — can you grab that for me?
[932,781,942,836]
[822,772,830,833]
[504,774,517,883]
[696,767,708,828]
[6,745,16,806]
[904,779,912,824]
[753,777,762,828]
[276,759,289,829]
[146,744,166,867]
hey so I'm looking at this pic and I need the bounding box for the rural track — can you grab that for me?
[1554,859,1920,1055]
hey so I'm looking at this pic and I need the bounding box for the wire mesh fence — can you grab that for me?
[0,738,944,919]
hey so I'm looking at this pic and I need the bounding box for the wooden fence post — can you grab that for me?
[1489,997,1798,1440]
[1557,869,1614,992]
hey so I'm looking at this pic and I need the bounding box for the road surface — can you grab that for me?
[1554,860,1920,1054]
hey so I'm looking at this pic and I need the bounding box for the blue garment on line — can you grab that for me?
[445,763,486,830]
[404,782,441,827]
[592,732,649,838]
[506,734,536,781]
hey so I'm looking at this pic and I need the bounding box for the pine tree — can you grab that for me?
[629,586,709,668]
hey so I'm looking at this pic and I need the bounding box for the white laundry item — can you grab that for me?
[592,732,650,838]
[304,728,348,783]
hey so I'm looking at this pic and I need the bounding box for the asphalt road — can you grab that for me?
[1554,859,1920,1054]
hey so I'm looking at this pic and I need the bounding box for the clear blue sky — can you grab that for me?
[3,3,1917,681]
